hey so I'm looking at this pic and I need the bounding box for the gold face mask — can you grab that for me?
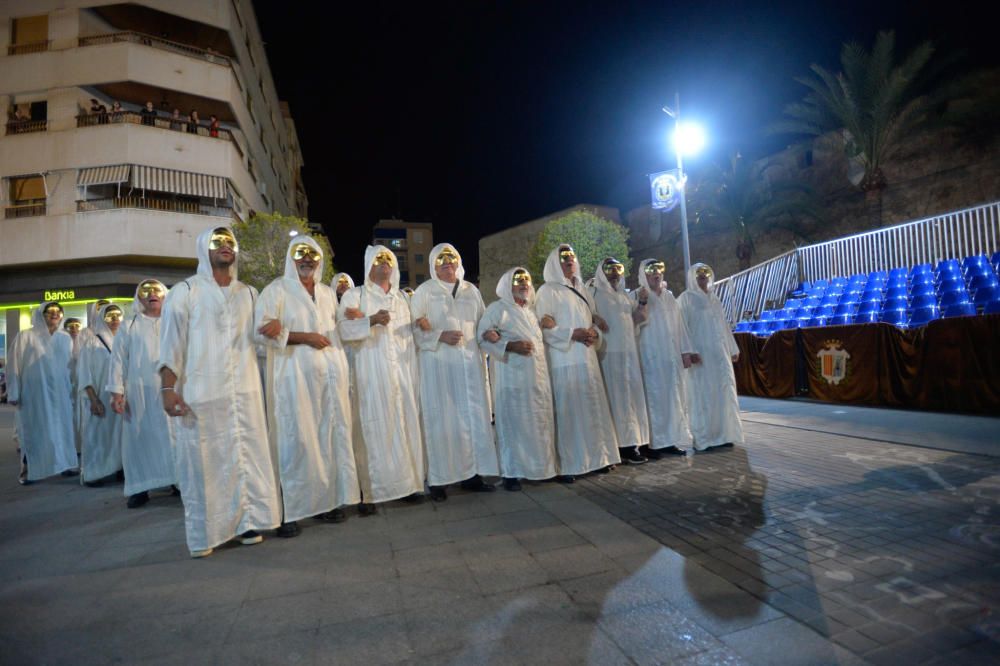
[208,230,238,252]
[103,307,123,323]
[64,320,82,333]
[559,249,576,263]
[43,304,64,317]
[137,281,164,299]
[695,266,713,279]
[644,261,666,275]
[511,270,532,287]
[291,243,321,261]
[372,251,396,267]
[337,276,350,288]
[434,248,459,266]
[602,261,625,277]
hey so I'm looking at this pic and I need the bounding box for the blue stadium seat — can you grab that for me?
[909,263,933,278]
[991,251,1000,271]
[984,300,1000,315]
[750,321,769,334]
[812,279,828,289]
[829,314,853,326]
[882,297,909,312]
[910,272,935,286]
[833,303,856,316]
[820,293,840,306]
[886,278,908,291]
[857,300,880,314]
[734,321,751,333]
[879,309,908,327]
[888,268,908,279]
[859,289,883,303]
[942,302,976,318]
[935,259,960,275]
[780,319,798,330]
[963,257,991,277]
[939,290,970,308]
[760,310,775,321]
[937,278,966,294]
[884,287,907,301]
[868,270,888,281]
[909,282,935,297]
[973,286,1000,307]
[909,293,937,309]
[767,320,784,333]
[830,277,848,288]
[816,304,836,318]
[908,306,940,327]
[803,297,821,308]
[853,311,879,324]
[962,254,989,270]
[848,273,867,284]
[839,293,860,306]
[969,274,999,293]
[806,316,828,328]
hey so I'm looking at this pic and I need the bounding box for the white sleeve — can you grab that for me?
[253,283,290,349]
[336,288,372,341]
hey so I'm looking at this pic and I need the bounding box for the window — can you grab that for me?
[6,174,46,218]
[6,100,47,135]
[412,230,424,244]
[9,15,48,54]
[415,253,424,264]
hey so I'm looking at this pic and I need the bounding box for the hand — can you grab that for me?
[90,398,106,417]
[306,333,332,350]
[111,393,126,415]
[592,314,609,333]
[689,353,702,365]
[161,389,191,417]
[681,353,694,369]
[414,317,432,332]
[344,307,364,320]
[571,327,597,347]
[257,318,282,339]
[632,308,647,325]
[731,353,740,363]
[539,314,556,330]
[369,309,390,326]
[506,340,534,356]
[637,287,648,302]
[439,330,464,346]
[482,329,501,344]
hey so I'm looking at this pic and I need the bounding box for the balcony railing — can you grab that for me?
[77,31,231,66]
[7,40,50,55]
[5,119,48,135]
[5,201,47,219]
[77,196,234,218]
[75,112,243,159]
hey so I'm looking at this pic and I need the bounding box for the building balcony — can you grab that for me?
[4,120,47,136]
[75,112,242,159]
[77,196,233,218]
[4,201,46,219]
[78,31,232,68]
[7,40,50,56]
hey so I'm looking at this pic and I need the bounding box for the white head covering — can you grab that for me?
[331,272,355,291]
[543,244,581,287]
[592,257,626,295]
[93,302,121,348]
[496,267,535,306]
[637,258,668,293]
[428,242,466,288]
[132,278,168,316]
[196,226,238,281]
[32,301,63,330]
[283,235,325,282]
[363,244,400,292]
[686,262,716,300]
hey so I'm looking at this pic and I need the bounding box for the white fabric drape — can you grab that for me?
[78,304,123,482]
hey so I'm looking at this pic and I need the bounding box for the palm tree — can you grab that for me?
[690,153,823,270]
[772,31,965,195]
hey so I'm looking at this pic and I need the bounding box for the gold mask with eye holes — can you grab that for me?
[137,281,164,299]
[602,260,625,277]
[434,247,460,266]
[695,265,713,279]
[208,229,238,252]
[558,248,576,263]
[372,251,396,267]
[291,243,321,261]
[644,261,666,275]
[103,306,123,323]
[511,270,532,287]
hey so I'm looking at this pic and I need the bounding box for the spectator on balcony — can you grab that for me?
[89,99,108,125]
[208,114,220,138]
[140,101,157,127]
[110,101,124,123]
[187,109,201,135]
[169,108,183,132]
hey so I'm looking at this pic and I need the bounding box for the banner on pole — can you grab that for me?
[649,169,682,211]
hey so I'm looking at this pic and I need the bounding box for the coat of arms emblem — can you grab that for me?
[816,339,850,385]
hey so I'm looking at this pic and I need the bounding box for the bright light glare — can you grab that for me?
[289,230,299,237]
[673,122,706,156]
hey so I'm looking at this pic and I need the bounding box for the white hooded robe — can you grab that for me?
[255,236,360,521]
[337,245,424,502]
[589,264,650,450]
[677,263,745,450]
[410,244,498,486]
[158,226,281,553]
[633,259,695,450]
[533,246,620,475]
[78,304,123,482]
[106,280,177,496]
[7,305,77,480]
[478,268,557,480]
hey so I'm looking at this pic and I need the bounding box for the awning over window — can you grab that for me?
[131,165,228,199]
[77,164,131,186]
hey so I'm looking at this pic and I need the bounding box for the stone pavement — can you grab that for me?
[1,402,998,665]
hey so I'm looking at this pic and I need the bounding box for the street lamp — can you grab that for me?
[662,94,706,274]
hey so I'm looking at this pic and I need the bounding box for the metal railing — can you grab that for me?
[5,201,47,219]
[7,40,50,55]
[77,197,234,218]
[77,31,232,66]
[75,111,239,152]
[5,119,47,135]
[715,200,1000,322]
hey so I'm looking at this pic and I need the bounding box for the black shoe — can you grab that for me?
[276,521,301,538]
[240,530,264,545]
[660,446,687,456]
[639,445,662,460]
[459,475,496,492]
[84,480,104,488]
[429,486,448,502]
[170,485,181,497]
[319,508,347,523]
[358,503,378,517]
[557,475,575,484]
[596,465,614,474]
[401,492,425,504]
[126,491,149,509]
[115,470,125,482]
[503,478,522,491]
[61,469,80,477]
[620,448,647,465]
[719,442,735,448]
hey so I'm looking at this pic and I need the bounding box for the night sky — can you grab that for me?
[253,0,999,281]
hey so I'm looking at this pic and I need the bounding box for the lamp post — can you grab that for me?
[662,93,705,275]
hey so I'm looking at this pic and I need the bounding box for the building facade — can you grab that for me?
[372,219,433,289]
[0,0,307,357]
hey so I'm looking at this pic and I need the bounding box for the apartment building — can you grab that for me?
[372,219,434,289]
[0,0,308,357]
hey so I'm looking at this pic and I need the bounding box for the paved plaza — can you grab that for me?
[1,400,998,665]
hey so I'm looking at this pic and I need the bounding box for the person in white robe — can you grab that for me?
[632,259,695,458]
[589,258,650,465]
[64,318,83,454]
[255,236,360,537]
[78,303,124,485]
[337,245,424,513]
[533,244,620,481]
[332,272,355,304]
[76,300,109,452]
[478,267,557,490]
[107,279,177,508]
[677,263,744,451]
[158,226,281,558]
[410,243,498,501]
[7,302,78,484]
